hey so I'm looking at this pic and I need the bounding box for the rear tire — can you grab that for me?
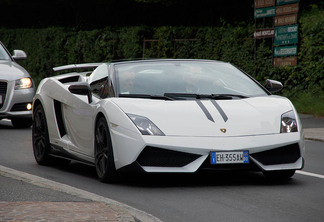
[11,118,32,128]
[32,104,52,165]
[263,170,296,181]
[95,117,118,183]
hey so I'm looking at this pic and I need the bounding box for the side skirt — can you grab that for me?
[50,143,94,166]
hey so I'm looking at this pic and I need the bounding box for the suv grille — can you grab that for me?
[0,81,8,109]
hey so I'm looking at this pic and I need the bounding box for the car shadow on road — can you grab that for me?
[46,161,99,180]
[0,119,31,130]
[117,171,301,188]
[44,159,302,188]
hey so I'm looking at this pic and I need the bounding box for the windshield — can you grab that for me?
[115,60,267,99]
[0,43,11,60]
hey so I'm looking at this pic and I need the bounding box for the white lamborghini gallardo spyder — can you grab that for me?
[32,59,304,182]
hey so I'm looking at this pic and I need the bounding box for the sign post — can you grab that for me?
[254,0,299,67]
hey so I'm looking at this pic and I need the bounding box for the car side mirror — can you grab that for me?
[264,79,283,93]
[12,50,27,60]
[68,82,93,103]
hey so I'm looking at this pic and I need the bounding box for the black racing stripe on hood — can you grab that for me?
[195,100,214,122]
[210,100,228,122]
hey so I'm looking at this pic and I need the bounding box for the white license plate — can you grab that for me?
[210,151,249,164]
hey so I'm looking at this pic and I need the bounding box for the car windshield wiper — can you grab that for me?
[198,94,249,99]
[164,93,248,100]
[119,94,174,100]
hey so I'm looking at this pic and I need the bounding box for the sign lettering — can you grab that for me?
[276,3,299,16]
[274,45,297,57]
[274,14,298,26]
[254,0,275,8]
[276,0,300,6]
[254,7,276,18]
[274,24,298,45]
[274,56,297,67]
[254,28,275,39]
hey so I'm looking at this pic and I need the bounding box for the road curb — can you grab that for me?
[304,128,324,142]
[0,165,162,222]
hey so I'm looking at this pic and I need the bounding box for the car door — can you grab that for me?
[62,64,109,157]
[61,88,97,157]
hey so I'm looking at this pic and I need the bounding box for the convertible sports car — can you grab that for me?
[32,59,304,182]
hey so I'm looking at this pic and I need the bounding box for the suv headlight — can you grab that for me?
[127,113,165,136]
[281,110,298,133]
[15,77,33,89]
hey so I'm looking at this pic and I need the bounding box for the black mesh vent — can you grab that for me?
[251,143,301,165]
[0,81,7,93]
[54,100,66,137]
[0,81,7,109]
[10,103,32,111]
[59,76,80,84]
[137,146,201,167]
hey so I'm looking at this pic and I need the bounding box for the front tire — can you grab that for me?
[32,104,52,165]
[95,117,117,183]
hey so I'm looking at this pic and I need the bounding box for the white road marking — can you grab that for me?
[296,170,324,179]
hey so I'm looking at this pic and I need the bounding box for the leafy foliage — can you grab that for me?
[0,5,322,104]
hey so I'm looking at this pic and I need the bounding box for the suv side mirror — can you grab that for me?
[264,79,283,93]
[12,50,27,60]
[68,82,93,103]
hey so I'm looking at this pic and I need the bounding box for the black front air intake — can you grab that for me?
[58,75,80,84]
[10,103,32,111]
[250,143,301,165]
[0,81,7,109]
[137,146,201,167]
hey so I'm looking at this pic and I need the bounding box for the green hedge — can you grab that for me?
[0,5,323,97]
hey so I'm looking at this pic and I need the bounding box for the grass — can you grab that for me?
[289,91,324,117]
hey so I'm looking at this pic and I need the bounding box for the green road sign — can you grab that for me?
[274,45,297,57]
[276,0,300,6]
[275,24,298,45]
[254,7,276,18]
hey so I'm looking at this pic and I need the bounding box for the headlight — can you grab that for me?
[281,110,298,133]
[15,77,33,90]
[127,113,165,136]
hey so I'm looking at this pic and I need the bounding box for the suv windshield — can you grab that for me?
[115,60,267,99]
[0,43,11,60]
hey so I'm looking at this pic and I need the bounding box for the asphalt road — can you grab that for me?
[0,118,324,222]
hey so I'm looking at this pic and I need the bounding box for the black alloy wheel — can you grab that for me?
[95,117,117,183]
[32,104,52,165]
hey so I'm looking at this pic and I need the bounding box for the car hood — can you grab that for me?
[111,96,294,137]
[0,60,30,81]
